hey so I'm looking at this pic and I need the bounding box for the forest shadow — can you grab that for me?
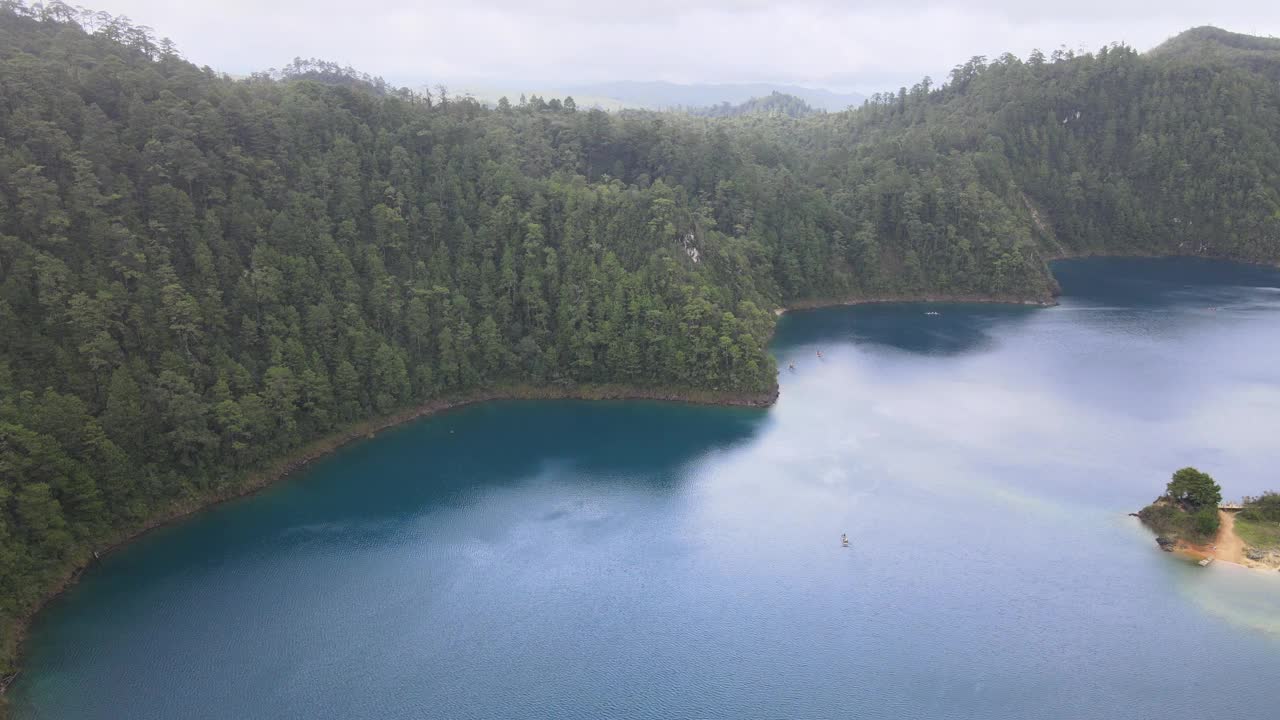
[772,302,1042,358]
[1050,257,1280,309]
[78,399,770,574]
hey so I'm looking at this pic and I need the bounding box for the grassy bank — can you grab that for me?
[1234,494,1280,560]
[1232,516,1280,551]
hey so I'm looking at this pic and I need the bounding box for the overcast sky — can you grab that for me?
[89,0,1279,93]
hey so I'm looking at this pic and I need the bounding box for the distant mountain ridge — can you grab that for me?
[452,80,864,112]
[1149,26,1280,76]
[562,80,865,111]
[1152,26,1280,57]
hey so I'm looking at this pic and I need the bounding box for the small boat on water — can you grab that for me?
[841,533,849,547]
[925,311,940,316]
[1199,557,1214,567]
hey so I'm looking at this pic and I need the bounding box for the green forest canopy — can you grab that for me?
[3,0,1280,678]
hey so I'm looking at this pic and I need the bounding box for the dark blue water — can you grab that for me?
[13,258,1280,719]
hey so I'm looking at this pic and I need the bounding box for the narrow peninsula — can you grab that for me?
[1138,468,1280,570]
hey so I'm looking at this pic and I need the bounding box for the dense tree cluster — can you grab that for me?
[1139,467,1224,540]
[1165,467,1223,511]
[1239,492,1280,525]
[2,1,1280,677]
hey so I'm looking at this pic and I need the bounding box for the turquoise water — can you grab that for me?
[13,258,1280,719]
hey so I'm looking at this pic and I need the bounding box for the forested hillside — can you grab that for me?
[2,1,1280,681]
[819,33,1280,264]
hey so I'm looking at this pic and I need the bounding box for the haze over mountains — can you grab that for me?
[453,81,865,112]
[65,0,1280,104]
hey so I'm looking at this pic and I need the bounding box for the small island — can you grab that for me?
[1138,467,1280,570]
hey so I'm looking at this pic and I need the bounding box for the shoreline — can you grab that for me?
[775,292,1056,316]
[1173,511,1280,572]
[5,272,1248,705]
[2,382,776,696]
[3,291,1069,698]
[1043,249,1280,270]
[4,289,1058,694]
[1,288,1056,694]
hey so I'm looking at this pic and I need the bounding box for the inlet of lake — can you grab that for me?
[12,258,1280,719]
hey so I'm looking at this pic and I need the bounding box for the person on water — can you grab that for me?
[788,362,796,371]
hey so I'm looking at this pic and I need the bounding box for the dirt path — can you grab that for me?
[1173,510,1278,571]
[1214,510,1247,564]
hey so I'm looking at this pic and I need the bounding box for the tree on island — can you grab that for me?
[1165,467,1222,511]
[1140,467,1222,541]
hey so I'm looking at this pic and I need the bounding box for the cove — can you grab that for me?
[12,257,1280,719]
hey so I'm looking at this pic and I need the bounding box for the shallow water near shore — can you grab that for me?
[13,257,1280,719]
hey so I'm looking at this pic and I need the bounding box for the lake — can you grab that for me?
[12,258,1280,719]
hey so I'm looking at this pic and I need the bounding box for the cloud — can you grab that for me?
[88,0,1280,92]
